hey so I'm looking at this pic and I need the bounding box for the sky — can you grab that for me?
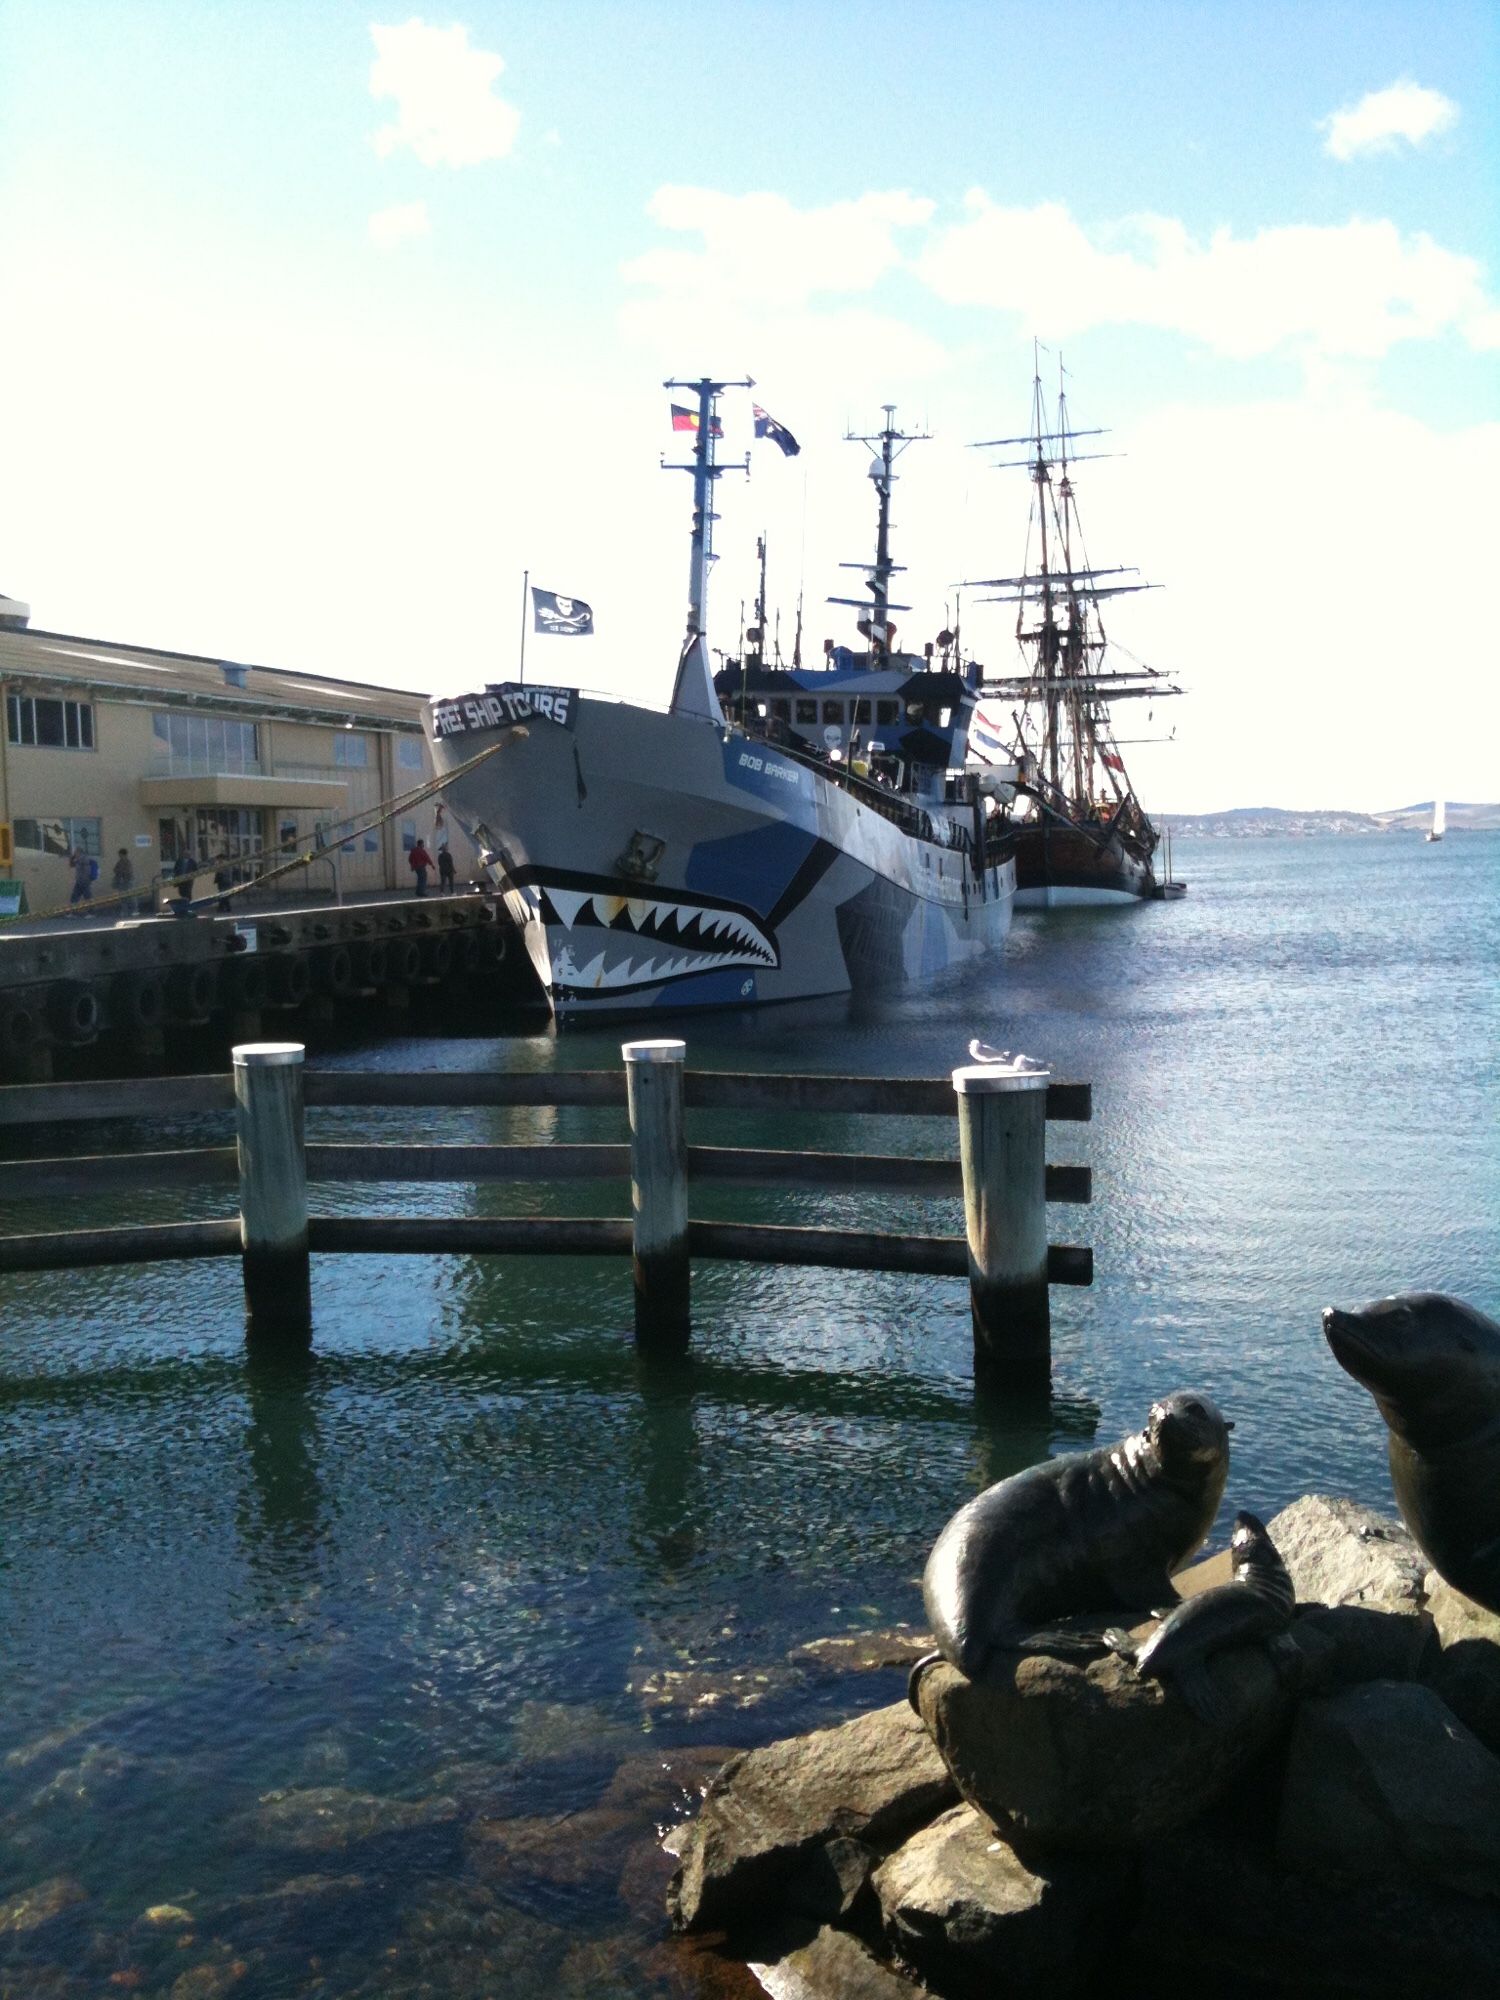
[1,1,1496,811]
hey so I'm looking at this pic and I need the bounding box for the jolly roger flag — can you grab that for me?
[531,587,594,636]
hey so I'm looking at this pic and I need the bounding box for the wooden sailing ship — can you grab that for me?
[968,359,1182,906]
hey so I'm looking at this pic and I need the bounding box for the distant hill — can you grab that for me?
[1156,803,1500,837]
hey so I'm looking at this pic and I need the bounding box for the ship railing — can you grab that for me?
[0,1042,1093,1387]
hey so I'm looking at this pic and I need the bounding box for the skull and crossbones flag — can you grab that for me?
[531,588,594,636]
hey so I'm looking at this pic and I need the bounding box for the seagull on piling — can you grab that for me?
[968,1040,1047,1072]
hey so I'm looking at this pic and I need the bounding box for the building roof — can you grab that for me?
[0,624,430,731]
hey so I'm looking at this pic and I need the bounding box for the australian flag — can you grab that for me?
[753,403,800,457]
[531,587,593,636]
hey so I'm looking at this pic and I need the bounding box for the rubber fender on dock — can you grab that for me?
[110,968,166,1033]
[0,994,44,1054]
[314,944,356,997]
[355,940,388,988]
[421,934,454,980]
[265,954,311,1007]
[224,954,269,1013]
[167,960,217,1021]
[47,980,102,1045]
[451,930,482,975]
[386,937,422,986]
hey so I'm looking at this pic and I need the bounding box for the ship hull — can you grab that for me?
[1012,818,1156,908]
[426,692,1014,1021]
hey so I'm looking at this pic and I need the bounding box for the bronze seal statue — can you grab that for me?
[911,1391,1232,1703]
[1323,1291,1500,1613]
[1104,1509,1294,1723]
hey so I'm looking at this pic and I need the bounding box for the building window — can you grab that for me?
[397,736,424,771]
[151,712,258,775]
[7,694,95,750]
[14,815,101,857]
[400,819,417,852]
[334,731,370,767]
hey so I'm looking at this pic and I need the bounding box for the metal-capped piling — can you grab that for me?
[623,1038,690,1351]
[953,1059,1052,1383]
[233,1041,311,1337]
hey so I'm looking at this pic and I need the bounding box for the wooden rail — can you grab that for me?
[0,1041,1094,1383]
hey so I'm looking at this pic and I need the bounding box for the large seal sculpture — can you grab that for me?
[912,1391,1232,1701]
[1103,1510,1295,1722]
[1323,1291,1500,1613]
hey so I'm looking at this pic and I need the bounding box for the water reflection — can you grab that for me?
[237,1342,327,1594]
[629,1352,701,1575]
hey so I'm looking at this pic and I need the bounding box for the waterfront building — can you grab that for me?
[0,592,438,909]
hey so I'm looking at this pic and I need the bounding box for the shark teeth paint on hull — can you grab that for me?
[536,881,777,992]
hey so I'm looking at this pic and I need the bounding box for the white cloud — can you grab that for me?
[623,187,934,308]
[367,199,430,250]
[369,19,518,168]
[920,194,1497,358]
[1321,80,1459,161]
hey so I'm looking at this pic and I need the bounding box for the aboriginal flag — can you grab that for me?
[670,403,723,438]
[752,403,800,457]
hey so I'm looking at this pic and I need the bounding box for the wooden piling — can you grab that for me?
[953,1061,1052,1384]
[233,1041,311,1338]
[623,1039,689,1352]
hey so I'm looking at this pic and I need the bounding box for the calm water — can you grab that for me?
[1,833,1495,1996]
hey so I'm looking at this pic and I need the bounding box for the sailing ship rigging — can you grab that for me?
[968,357,1183,905]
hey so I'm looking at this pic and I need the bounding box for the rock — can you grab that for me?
[627,1663,802,1717]
[668,1701,956,1933]
[467,1801,641,1891]
[238,1784,459,1852]
[139,1903,195,1928]
[167,1962,248,2000]
[1133,1795,1500,1998]
[1267,1494,1425,1606]
[510,1699,641,1764]
[1423,1573,1500,1757]
[914,1636,1307,1851]
[1266,1495,1435,1687]
[872,1803,1131,1997]
[785,1834,875,1923]
[0,1874,88,1934]
[598,1743,740,1822]
[1277,1680,1500,1901]
[790,1629,936,1673]
[750,1922,927,1999]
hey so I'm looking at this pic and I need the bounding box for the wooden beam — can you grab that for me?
[305,1216,633,1255]
[305,1142,630,1182]
[303,1071,627,1109]
[0,1148,237,1196]
[0,1074,234,1126]
[0,1218,240,1270]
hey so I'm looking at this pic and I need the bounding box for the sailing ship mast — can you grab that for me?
[968,351,1178,834]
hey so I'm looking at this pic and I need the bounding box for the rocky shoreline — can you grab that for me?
[668,1495,1500,1998]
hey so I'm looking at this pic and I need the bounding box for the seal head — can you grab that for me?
[916,1389,1232,1694]
[1323,1292,1500,1613]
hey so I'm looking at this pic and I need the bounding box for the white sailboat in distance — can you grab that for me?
[1425,799,1446,843]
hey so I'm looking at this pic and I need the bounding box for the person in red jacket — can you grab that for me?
[407,838,434,896]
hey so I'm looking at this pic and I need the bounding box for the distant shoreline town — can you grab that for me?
[1160,803,1499,838]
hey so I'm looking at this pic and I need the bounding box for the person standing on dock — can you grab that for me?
[69,846,95,909]
[437,844,456,893]
[408,837,433,896]
[112,848,134,901]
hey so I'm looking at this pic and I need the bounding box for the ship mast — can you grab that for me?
[829,406,927,663]
[662,374,752,720]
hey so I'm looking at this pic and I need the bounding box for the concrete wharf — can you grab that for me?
[0,890,531,1079]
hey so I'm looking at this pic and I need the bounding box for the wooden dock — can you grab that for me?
[0,1045,1093,1384]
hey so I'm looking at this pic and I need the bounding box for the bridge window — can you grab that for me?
[852,698,872,723]
[876,699,899,725]
[795,699,818,724]
[770,699,790,722]
[822,701,844,725]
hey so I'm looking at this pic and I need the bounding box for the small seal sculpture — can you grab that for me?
[911,1391,1232,1703]
[1103,1510,1294,1723]
[1323,1291,1500,1613]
